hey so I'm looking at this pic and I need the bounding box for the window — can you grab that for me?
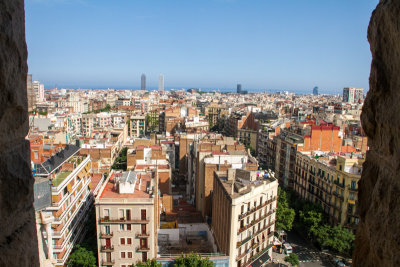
[351,180,357,189]
[127,238,132,245]
[120,238,125,245]
[105,225,110,234]
[104,209,110,219]
[127,224,131,231]
[141,209,147,220]
[128,252,132,258]
[120,224,125,231]
[121,252,126,258]
[119,209,124,220]
[34,151,38,160]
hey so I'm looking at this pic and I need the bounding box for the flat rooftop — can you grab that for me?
[99,172,152,199]
[216,169,277,199]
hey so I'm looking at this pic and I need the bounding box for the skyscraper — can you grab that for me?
[141,74,146,90]
[237,84,242,94]
[313,86,319,95]
[158,74,164,91]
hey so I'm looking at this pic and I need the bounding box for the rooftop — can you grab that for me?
[99,172,153,199]
[215,169,277,199]
[35,145,80,175]
[51,171,72,186]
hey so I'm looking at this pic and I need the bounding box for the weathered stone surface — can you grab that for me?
[0,0,39,266]
[354,0,400,266]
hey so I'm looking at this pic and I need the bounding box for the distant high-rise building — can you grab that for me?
[141,74,146,90]
[313,86,319,95]
[27,74,35,112]
[158,74,164,91]
[237,84,242,94]
[343,87,364,103]
[33,80,45,102]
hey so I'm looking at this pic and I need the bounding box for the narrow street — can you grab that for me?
[267,230,334,267]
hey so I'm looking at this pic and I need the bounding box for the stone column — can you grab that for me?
[354,1,400,266]
[0,0,39,266]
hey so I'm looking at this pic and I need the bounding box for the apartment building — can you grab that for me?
[331,156,363,230]
[206,103,222,128]
[293,151,336,215]
[127,144,172,195]
[95,171,160,266]
[130,115,146,138]
[212,169,278,267]
[226,112,259,150]
[342,87,364,104]
[293,151,363,231]
[192,142,258,218]
[34,145,93,266]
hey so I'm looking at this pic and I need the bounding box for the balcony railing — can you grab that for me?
[101,245,114,252]
[136,232,150,238]
[137,246,150,252]
[100,232,113,238]
[101,260,115,266]
[238,197,277,220]
[334,180,345,188]
[100,217,150,224]
[333,191,344,201]
[238,210,275,234]
[348,185,358,191]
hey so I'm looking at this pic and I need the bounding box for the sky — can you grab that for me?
[25,0,378,93]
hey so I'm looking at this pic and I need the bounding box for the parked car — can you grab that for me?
[283,243,293,255]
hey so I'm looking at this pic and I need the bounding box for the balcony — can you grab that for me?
[100,232,113,238]
[334,180,345,188]
[238,209,276,234]
[333,191,344,201]
[136,232,150,238]
[237,235,252,248]
[101,245,114,252]
[100,217,150,224]
[102,260,115,266]
[348,185,358,192]
[137,246,150,252]
[238,197,277,220]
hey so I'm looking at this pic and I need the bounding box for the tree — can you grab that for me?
[134,259,161,267]
[314,224,331,248]
[299,209,323,237]
[67,245,96,267]
[173,253,214,267]
[284,253,299,266]
[276,188,295,231]
[325,226,355,253]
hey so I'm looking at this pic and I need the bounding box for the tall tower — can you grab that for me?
[313,86,319,95]
[141,74,146,90]
[158,74,164,91]
[237,84,242,94]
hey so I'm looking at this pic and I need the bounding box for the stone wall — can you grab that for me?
[354,0,400,266]
[0,0,39,266]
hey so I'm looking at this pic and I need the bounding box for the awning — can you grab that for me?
[249,251,271,267]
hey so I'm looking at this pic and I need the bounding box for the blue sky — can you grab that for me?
[25,0,378,93]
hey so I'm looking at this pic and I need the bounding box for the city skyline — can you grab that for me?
[25,0,377,93]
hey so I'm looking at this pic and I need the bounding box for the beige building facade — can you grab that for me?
[212,169,278,267]
[95,171,160,267]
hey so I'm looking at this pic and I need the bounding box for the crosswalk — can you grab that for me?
[296,251,322,262]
